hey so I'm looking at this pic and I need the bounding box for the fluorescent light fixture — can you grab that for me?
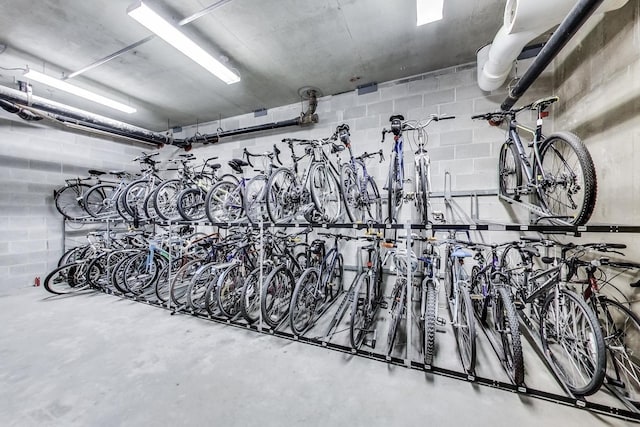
[23,69,137,114]
[417,0,444,26]
[127,1,240,84]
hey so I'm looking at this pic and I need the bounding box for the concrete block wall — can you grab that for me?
[550,0,640,305]
[0,112,147,290]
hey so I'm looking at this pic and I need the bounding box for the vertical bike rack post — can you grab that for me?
[258,219,265,332]
[405,222,412,366]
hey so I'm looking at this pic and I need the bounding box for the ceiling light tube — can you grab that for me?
[127,1,240,84]
[416,0,444,26]
[23,69,137,114]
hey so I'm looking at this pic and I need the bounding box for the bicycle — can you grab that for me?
[288,232,349,336]
[54,169,108,220]
[472,96,597,225]
[381,115,407,223]
[470,242,524,385]
[567,243,640,405]
[416,237,443,367]
[442,238,477,376]
[242,145,283,224]
[335,124,383,223]
[349,233,386,350]
[499,237,606,396]
[266,137,345,224]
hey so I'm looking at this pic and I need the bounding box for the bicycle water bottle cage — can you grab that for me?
[451,247,472,258]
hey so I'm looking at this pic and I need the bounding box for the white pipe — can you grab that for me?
[477,0,630,92]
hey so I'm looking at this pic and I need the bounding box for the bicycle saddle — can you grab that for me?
[521,246,540,258]
[389,114,404,122]
[331,143,345,154]
[228,159,249,174]
[108,170,127,177]
[208,163,222,170]
[531,96,559,110]
[451,247,472,258]
[88,169,106,176]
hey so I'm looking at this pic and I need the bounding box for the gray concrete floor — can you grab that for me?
[0,286,633,427]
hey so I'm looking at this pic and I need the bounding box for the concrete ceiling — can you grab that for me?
[0,0,505,131]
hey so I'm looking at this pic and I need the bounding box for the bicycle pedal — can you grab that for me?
[380,301,389,309]
[514,300,525,310]
[436,317,446,326]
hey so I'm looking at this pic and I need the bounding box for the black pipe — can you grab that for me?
[0,85,172,146]
[0,99,43,121]
[501,0,605,111]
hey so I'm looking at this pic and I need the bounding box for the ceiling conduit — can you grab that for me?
[477,0,629,92]
[0,85,319,150]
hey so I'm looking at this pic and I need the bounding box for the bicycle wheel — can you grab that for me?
[310,163,342,223]
[340,163,361,222]
[349,272,372,349]
[177,187,207,221]
[154,179,182,221]
[321,251,343,300]
[498,142,522,200]
[597,298,640,403]
[364,176,382,223]
[123,179,155,218]
[216,263,245,318]
[122,252,160,295]
[386,153,400,223]
[55,183,93,220]
[83,183,118,218]
[535,132,597,225]
[495,286,525,385]
[443,249,455,301]
[244,174,268,224]
[500,244,529,299]
[415,158,430,224]
[205,180,243,223]
[169,259,205,307]
[240,265,269,323]
[386,279,407,357]
[266,167,298,223]
[455,286,477,374]
[44,262,90,295]
[540,288,605,395]
[289,268,321,335]
[189,263,223,313]
[261,265,295,328]
[424,280,437,366]
[470,266,488,322]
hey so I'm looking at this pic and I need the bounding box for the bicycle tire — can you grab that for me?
[364,176,382,223]
[123,179,155,218]
[498,142,522,201]
[596,298,640,403]
[386,279,407,357]
[122,252,160,295]
[349,272,372,349]
[386,153,398,223]
[169,259,205,307]
[540,288,605,395]
[321,251,343,301]
[216,263,246,318]
[177,187,207,221]
[143,186,160,221]
[443,247,454,301]
[499,244,529,299]
[240,265,269,323]
[244,174,269,224]
[534,132,597,225]
[340,163,361,222]
[83,183,118,219]
[495,286,525,385]
[309,163,342,223]
[261,265,295,328]
[424,279,437,366]
[188,262,223,312]
[44,262,90,295]
[456,286,477,374]
[154,179,182,221]
[416,158,430,224]
[470,266,488,322]
[289,267,321,335]
[205,180,243,223]
[55,183,93,220]
[266,167,298,224]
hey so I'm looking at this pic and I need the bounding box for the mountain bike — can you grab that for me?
[335,124,383,223]
[472,96,597,225]
[500,238,606,395]
[417,237,443,367]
